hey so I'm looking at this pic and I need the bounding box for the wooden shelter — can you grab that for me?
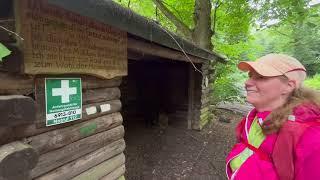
[0,0,225,179]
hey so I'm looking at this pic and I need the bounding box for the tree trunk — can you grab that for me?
[192,0,213,50]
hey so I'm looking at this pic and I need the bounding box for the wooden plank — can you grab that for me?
[15,0,127,79]
[71,153,125,180]
[0,95,36,126]
[100,165,125,180]
[35,139,125,180]
[0,72,33,95]
[27,112,123,155]
[0,141,38,180]
[30,125,124,178]
[128,37,204,63]
[82,87,121,104]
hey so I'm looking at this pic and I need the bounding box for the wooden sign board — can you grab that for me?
[15,0,127,79]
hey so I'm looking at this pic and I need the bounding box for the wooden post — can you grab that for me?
[0,141,39,180]
[187,65,194,129]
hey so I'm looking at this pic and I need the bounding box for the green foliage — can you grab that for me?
[304,74,320,90]
[114,0,177,32]
[112,0,320,103]
[212,40,251,103]
[215,0,253,44]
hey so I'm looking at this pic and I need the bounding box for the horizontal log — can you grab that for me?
[216,102,252,116]
[35,139,125,180]
[82,87,121,104]
[30,126,124,178]
[35,76,122,90]
[35,97,121,127]
[0,72,33,95]
[82,76,122,89]
[100,165,126,180]
[71,153,125,180]
[27,112,123,155]
[0,100,122,145]
[0,141,38,180]
[0,95,36,127]
[0,127,14,145]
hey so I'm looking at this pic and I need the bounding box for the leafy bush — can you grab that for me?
[304,74,320,90]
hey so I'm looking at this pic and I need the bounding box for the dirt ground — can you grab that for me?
[123,109,243,180]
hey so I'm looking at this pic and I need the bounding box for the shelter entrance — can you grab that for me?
[121,58,190,129]
[120,58,192,178]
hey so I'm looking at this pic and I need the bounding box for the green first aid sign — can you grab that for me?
[45,78,82,126]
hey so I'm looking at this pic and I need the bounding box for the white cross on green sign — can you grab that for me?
[45,78,82,126]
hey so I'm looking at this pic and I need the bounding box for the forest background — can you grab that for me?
[114,0,320,103]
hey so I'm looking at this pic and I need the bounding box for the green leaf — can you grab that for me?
[0,42,11,62]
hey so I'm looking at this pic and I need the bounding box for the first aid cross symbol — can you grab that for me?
[52,80,77,103]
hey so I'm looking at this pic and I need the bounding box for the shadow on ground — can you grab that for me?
[124,109,242,180]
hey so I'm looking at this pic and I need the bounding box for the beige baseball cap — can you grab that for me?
[238,53,306,77]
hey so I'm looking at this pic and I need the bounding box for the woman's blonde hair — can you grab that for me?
[262,87,320,134]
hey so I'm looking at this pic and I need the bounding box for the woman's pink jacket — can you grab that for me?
[226,104,320,180]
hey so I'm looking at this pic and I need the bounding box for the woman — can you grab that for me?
[226,54,320,180]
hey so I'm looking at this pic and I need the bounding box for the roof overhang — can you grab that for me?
[47,0,227,63]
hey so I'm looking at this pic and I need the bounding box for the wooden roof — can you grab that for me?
[47,0,226,63]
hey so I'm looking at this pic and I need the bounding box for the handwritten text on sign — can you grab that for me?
[17,0,127,79]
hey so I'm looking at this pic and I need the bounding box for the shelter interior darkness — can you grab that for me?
[120,58,190,128]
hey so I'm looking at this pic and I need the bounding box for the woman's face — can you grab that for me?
[245,71,291,111]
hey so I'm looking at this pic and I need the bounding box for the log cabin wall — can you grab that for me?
[0,1,126,179]
[0,71,126,180]
[199,61,214,129]
[188,61,214,130]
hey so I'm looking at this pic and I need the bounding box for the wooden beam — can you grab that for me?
[187,65,194,129]
[0,95,36,126]
[35,76,122,90]
[35,139,125,180]
[0,72,122,95]
[128,37,204,63]
[0,72,33,95]
[82,87,121,104]
[0,141,38,180]
[30,125,124,178]
[27,112,123,155]
[71,153,125,180]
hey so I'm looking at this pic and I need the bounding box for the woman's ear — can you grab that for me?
[283,80,297,94]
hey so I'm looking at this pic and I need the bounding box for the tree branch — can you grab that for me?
[152,0,192,39]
